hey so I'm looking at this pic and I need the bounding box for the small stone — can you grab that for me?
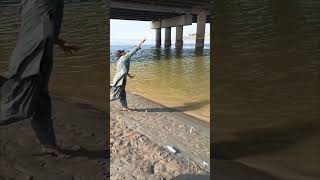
[165,145,177,154]
[189,127,194,134]
[202,160,208,167]
[154,163,166,174]
[40,161,46,167]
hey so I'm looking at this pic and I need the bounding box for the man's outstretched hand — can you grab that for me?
[138,38,146,48]
[55,39,79,56]
[60,44,79,56]
[128,74,134,79]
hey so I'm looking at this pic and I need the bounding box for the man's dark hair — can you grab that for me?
[116,50,125,58]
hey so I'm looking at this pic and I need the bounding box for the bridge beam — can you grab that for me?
[111,1,211,15]
[176,26,183,48]
[165,27,172,48]
[151,15,193,29]
[196,11,206,49]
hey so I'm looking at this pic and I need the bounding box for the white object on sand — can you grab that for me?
[165,145,177,154]
[189,126,194,134]
[202,161,208,166]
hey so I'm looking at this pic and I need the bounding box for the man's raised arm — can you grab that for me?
[125,38,146,59]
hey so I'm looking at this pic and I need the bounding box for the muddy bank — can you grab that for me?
[0,95,108,180]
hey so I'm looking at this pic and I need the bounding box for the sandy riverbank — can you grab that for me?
[0,95,107,179]
[0,91,289,180]
[0,92,211,180]
[111,92,287,180]
[110,92,210,179]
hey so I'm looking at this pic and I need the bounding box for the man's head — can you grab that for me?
[116,50,126,58]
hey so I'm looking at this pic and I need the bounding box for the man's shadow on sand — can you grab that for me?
[61,148,108,159]
[131,100,209,113]
[33,148,108,160]
[214,118,320,160]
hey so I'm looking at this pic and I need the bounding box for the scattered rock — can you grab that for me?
[189,127,194,134]
[202,161,208,167]
[165,145,177,154]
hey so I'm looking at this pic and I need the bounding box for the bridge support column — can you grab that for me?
[165,27,171,48]
[156,28,161,48]
[175,26,183,48]
[196,11,206,49]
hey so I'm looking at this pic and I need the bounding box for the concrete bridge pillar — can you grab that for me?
[156,28,161,48]
[165,27,171,48]
[196,11,206,49]
[175,26,183,48]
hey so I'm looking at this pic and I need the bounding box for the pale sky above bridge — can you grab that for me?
[110,19,210,45]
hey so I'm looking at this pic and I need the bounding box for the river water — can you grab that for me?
[0,1,210,121]
[213,0,320,179]
[0,0,108,111]
[110,44,210,121]
[0,1,211,122]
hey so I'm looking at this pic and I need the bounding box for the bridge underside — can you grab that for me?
[110,0,212,49]
[111,8,211,23]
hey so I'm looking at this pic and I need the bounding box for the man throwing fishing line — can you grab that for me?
[0,0,79,157]
[110,38,146,111]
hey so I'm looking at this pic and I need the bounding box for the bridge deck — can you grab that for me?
[110,0,212,22]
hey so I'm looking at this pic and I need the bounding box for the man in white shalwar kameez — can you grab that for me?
[110,38,146,111]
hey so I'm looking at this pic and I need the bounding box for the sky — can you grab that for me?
[110,19,210,45]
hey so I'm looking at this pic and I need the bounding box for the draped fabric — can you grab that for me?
[110,46,141,101]
[0,0,64,124]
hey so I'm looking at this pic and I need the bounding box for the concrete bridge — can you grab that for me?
[110,0,212,49]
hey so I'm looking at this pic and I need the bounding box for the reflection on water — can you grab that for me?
[110,45,210,121]
[0,1,108,111]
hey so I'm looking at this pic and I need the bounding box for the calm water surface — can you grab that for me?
[213,0,320,179]
[0,1,210,121]
[110,44,210,121]
[0,1,108,111]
